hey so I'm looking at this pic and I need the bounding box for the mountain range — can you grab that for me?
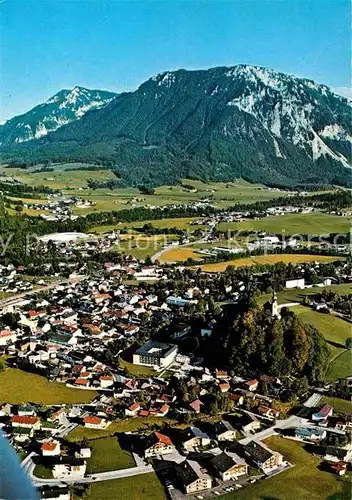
[1,65,351,187]
[0,87,116,144]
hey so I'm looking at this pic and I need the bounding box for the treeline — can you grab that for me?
[207,300,330,384]
[0,181,57,197]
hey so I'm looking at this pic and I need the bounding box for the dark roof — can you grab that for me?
[177,460,198,486]
[244,441,273,464]
[210,452,235,473]
[326,446,349,460]
[213,420,235,436]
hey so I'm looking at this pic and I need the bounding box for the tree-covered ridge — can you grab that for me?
[209,301,330,384]
[1,65,351,187]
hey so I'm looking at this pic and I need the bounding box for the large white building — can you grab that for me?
[285,278,305,289]
[132,340,178,368]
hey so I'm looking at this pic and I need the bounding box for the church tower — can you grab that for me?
[271,292,281,319]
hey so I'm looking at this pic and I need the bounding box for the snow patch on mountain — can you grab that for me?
[0,86,117,144]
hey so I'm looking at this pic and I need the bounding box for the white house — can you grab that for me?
[0,330,17,346]
[52,457,86,479]
[41,440,61,457]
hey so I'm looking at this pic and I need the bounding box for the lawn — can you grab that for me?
[0,369,98,404]
[223,436,349,500]
[321,396,352,415]
[118,356,156,377]
[199,254,341,272]
[87,473,166,500]
[217,212,350,235]
[325,350,352,381]
[67,417,178,442]
[33,463,53,479]
[88,437,135,473]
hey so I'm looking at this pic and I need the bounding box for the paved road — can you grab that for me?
[28,459,153,487]
[239,392,323,445]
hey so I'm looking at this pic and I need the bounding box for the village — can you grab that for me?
[0,252,351,500]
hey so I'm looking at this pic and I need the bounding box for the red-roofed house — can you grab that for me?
[75,378,89,386]
[125,403,141,417]
[100,375,114,389]
[219,383,230,393]
[11,415,40,429]
[144,432,174,458]
[0,330,17,346]
[189,399,204,414]
[83,416,108,429]
[246,379,259,392]
[41,440,61,456]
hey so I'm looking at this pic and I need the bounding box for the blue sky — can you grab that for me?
[1,0,350,121]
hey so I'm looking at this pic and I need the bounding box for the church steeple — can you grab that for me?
[271,291,281,319]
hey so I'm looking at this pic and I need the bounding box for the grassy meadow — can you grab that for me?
[224,436,350,500]
[87,437,135,473]
[0,369,98,404]
[217,212,350,235]
[87,473,166,500]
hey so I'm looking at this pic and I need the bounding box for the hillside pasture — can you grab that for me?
[0,369,97,404]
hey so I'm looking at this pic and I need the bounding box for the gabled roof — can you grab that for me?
[211,452,237,473]
[146,431,173,448]
[11,415,38,425]
[41,441,59,452]
[244,441,275,464]
[83,416,102,425]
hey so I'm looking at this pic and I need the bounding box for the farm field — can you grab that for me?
[199,254,342,272]
[4,166,117,189]
[2,167,288,214]
[259,282,352,306]
[87,437,135,473]
[223,436,349,500]
[87,473,166,500]
[217,212,350,235]
[0,369,98,404]
[159,247,202,262]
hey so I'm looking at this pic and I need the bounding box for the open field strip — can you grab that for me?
[159,247,203,262]
[217,212,350,235]
[199,254,342,272]
[86,473,166,500]
[0,369,98,404]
